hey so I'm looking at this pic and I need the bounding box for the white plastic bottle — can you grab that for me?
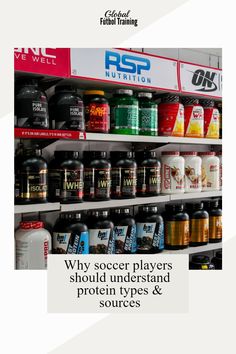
[15,221,52,270]
[161,151,185,194]
[216,151,222,190]
[198,152,220,191]
[180,151,202,193]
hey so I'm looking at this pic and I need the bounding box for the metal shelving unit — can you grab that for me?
[15,191,222,214]
[163,242,222,254]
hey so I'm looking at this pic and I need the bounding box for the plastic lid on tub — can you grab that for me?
[161,151,180,156]
[216,151,222,156]
[137,92,152,98]
[180,151,197,156]
[181,97,199,105]
[191,255,210,264]
[115,89,133,96]
[84,90,105,96]
[198,151,215,156]
[20,221,44,230]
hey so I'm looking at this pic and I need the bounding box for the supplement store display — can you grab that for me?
[14,48,222,271]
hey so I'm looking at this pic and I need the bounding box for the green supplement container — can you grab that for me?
[110,89,139,135]
[137,92,158,136]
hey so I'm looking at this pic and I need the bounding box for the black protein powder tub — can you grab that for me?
[110,151,137,199]
[15,78,49,129]
[48,151,84,203]
[211,250,222,269]
[163,204,189,250]
[136,206,164,253]
[111,208,137,254]
[88,210,115,254]
[17,146,48,204]
[136,150,161,196]
[186,202,209,247]
[53,213,89,254]
[189,255,215,270]
[83,151,111,201]
[49,85,85,131]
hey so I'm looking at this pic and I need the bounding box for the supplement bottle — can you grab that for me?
[15,78,49,129]
[110,151,137,199]
[88,210,115,254]
[84,90,110,133]
[110,89,139,135]
[49,151,84,203]
[137,92,158,136]
[216,151,222,190]
[111,208,136,254]
[189,255,215,270]
[136,150,161,196]
[161,151,185,194]
[164,204,189,250]
[15,142,24,203]
[186,202,209,246]
[211,250,222,269]
[180,151,202,192]
[217,102,222,138]
[203,199,222,243]
[15,221,51,270]
[49,85,85,131]
[200,99,220,139]
[53,213,89,254]
[182,97,204,138]
[199,152,219,191]
[18,146,48,204]
[158,94,184,136]
[136,206,164,253]
[83,151,111,201]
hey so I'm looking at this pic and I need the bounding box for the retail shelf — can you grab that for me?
[14,128,222,145]
[163,242,222,254]
[85,133,222,145]
[15,191,222,214]
[170,191,222,201]
[60,195,170,212]
[14,203,61,214]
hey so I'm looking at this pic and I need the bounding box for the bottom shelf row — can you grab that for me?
[15,198,222,270]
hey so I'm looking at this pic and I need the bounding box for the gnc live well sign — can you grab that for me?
[14,48,70,78]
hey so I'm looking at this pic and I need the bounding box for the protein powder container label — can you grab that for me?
[83,151,111,201]
[138,92,158,136]
[84,90,110,133]
[18,147,48,204]
[111,151,137,199]
[89,229,114,254]
[53,231,88,254]
[136,151,161,196]
[52,213,89,254]
[114,225,136,253]
[201,99,220,139]
[181,151,202,192]
[209,216,222,240]
[158,95,184,137]
[136,222,164,252]
[165,220,189,247]
[49,85,85,130]
[182,97,204,138]
[110,89,139,135]
[15,221,51,270]
[161,151,185,194]
[199,152,220,191]
[190,219,209,244]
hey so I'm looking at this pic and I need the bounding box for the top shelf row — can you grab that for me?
[14,48,222,99]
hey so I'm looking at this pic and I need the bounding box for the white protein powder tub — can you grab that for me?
[161,151,185,194]
[199,152,220,191]
[180,151,202,193]
[15,221,52,270]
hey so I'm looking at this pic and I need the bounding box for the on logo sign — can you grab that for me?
[191,69,218,92]
[105,50,150,74]
[15,48,56,59]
